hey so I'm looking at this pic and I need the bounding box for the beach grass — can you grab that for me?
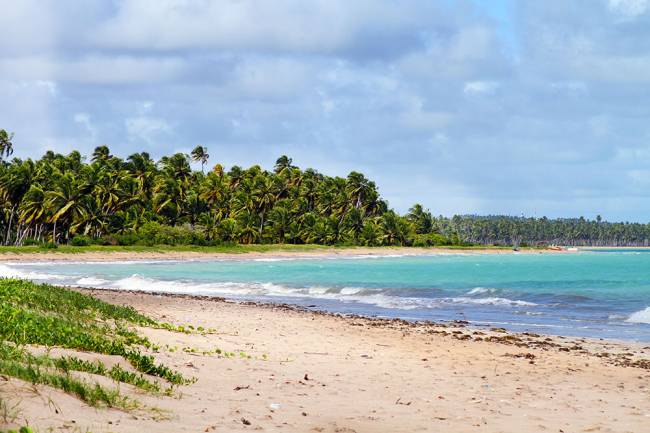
[0,243,331,255]
[0,279,189,408]
[0,243,519,256]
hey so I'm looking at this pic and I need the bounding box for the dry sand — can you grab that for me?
[0,246,574,263]
[2,289,649,433]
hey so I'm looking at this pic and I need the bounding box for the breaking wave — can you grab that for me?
[466,287,500,295]
[0,264,68,281]
[67,274,536,310]
[0,263,538,311]
[626,307,650,324]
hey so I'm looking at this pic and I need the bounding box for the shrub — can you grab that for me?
[115,233,140,246]
[412,233,452,247]
[70,235,93,246]
[137,222,206,246]
[100,235,119,246]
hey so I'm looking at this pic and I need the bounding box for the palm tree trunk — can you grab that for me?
[4,207,15,246]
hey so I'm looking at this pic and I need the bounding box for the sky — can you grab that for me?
[2,0,650,222]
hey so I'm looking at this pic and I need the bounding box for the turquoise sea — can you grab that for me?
[2,251,650,341]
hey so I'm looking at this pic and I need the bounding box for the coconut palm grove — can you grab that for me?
[1,130,649,248]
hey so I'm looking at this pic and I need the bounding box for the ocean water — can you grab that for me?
[2,251,649,341]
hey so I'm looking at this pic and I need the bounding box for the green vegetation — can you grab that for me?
[1,427,33,433]
[435,215,650,247]
[0,279,189,409]
[0,243,332,255]
[1,133,648,247]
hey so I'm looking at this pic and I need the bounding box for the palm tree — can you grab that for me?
[18,185,47,240]
[4,132,649,247]
[218,218,239,242]
[360,218,382,246]
[0,129,14,161]
[343,207,364,243]
[191,146,209,173]
[407,204,433,234]
[127,152,156,200]
[252,175,279,238]
[46,174,89,243]
[268,204,291,243]
[0,160,34,244]
[200,172,230,220]
[274,155,294,174]
[91,145,111,163]
[160,153,192,184]
[346,171,373,210]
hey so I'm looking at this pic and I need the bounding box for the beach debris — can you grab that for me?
[240,417,251,425]
[304,373,310,381]
[269,403,281,411]
[234,385,250,391]
[504,352,536,360]
[395,398,412,405]
[302,412,308,416]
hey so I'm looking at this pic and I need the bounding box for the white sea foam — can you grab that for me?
[76,276,110,286]
[0,262,538,312]
[0,264,68,281]
[36,271,534,311]
[626,307,650,324]
[466,287,499,295]
[441,297,537,307]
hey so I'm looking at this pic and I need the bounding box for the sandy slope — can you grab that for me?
[2,290,648,433]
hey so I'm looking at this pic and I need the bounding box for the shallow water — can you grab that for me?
[2,251,650,341]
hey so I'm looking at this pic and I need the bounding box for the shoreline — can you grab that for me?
[78,286,650,348]
[4,287,648,433]
[0,245,575,262]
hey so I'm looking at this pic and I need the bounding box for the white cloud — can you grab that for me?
[73,112,97,141]
[451,26,494,61]
[463,81,499,95]
[229,57,313,100]
[399,97,454,130]
[3,1,650,219]
[91,0,442,57]
[125,107,172,146]
[1,55,186,84]
[608,0,649,18]
[34,80,57,96]
[549,81,587,95]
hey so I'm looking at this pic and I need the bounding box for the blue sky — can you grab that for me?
[2,0,650,222]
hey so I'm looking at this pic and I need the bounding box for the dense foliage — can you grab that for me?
[435,215,650,247]
[0,134,649,247]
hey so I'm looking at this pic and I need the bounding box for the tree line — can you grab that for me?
[1,131,649,247]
